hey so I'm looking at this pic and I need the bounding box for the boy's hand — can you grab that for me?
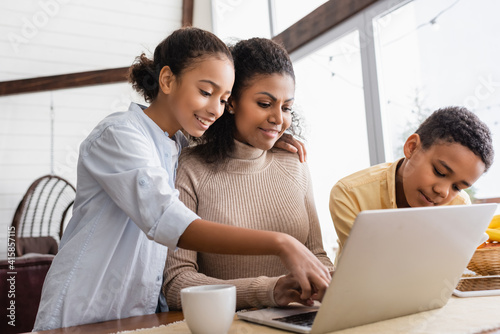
[274,133,307,163]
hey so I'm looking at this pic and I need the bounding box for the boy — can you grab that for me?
[330,106,494,257]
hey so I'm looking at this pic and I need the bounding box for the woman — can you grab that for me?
[163,37,334,310]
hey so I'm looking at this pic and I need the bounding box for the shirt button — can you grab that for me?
[139,178,147,186]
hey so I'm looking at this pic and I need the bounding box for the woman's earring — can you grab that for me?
[228,109,235,114]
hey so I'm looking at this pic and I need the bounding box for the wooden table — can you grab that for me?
[25,311,184,334]
[21,308,500,334]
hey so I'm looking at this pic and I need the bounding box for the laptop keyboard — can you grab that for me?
[273,311,318,327]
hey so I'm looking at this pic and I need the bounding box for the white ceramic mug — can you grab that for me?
[180,284,236,334]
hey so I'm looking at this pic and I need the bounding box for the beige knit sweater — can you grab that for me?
[163,140,334,310]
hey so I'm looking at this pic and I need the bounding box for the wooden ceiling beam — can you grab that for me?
[273,0,379,53]
[0,67,130,96]
[182,0,194,27]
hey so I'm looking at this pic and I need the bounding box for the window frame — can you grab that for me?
[288,0,411,165]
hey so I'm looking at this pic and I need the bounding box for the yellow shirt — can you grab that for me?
[329,158,471,255]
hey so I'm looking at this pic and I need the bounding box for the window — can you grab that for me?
[212,0,328,39]
[374,0,500,200]
[210,0,500,258]
[294,29,370,258]
[212,0,271,41]
[272,0,328,35]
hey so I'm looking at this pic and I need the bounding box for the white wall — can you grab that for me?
[0,0,182,81]
[0,84,148,259]
[0,0,183,259]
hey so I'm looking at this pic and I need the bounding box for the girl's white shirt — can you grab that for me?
[33,102,199,331]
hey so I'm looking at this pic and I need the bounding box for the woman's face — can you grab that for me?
[231,73,295,150]
[167,55,235,138]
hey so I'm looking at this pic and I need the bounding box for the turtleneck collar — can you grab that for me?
[224,140,272,174]
[229,140,265,160]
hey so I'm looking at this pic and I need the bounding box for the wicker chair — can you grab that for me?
[11,175,76,256]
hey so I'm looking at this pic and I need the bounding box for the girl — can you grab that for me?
[163,38,334,310]
[33,27,330,331]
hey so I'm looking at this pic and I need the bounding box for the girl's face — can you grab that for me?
[231,73,295,150]
[168,55,234,137]
[397,134,485,207]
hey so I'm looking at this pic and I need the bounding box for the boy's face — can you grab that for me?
[398,134,486,207]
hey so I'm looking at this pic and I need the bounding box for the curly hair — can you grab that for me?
[415,106,494,171]
[128,27,233,103]
[191,37,302,164]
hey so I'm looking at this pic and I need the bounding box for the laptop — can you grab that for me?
[238,203,498,333]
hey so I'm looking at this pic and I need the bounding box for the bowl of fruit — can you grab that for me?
[467,215,500,276]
